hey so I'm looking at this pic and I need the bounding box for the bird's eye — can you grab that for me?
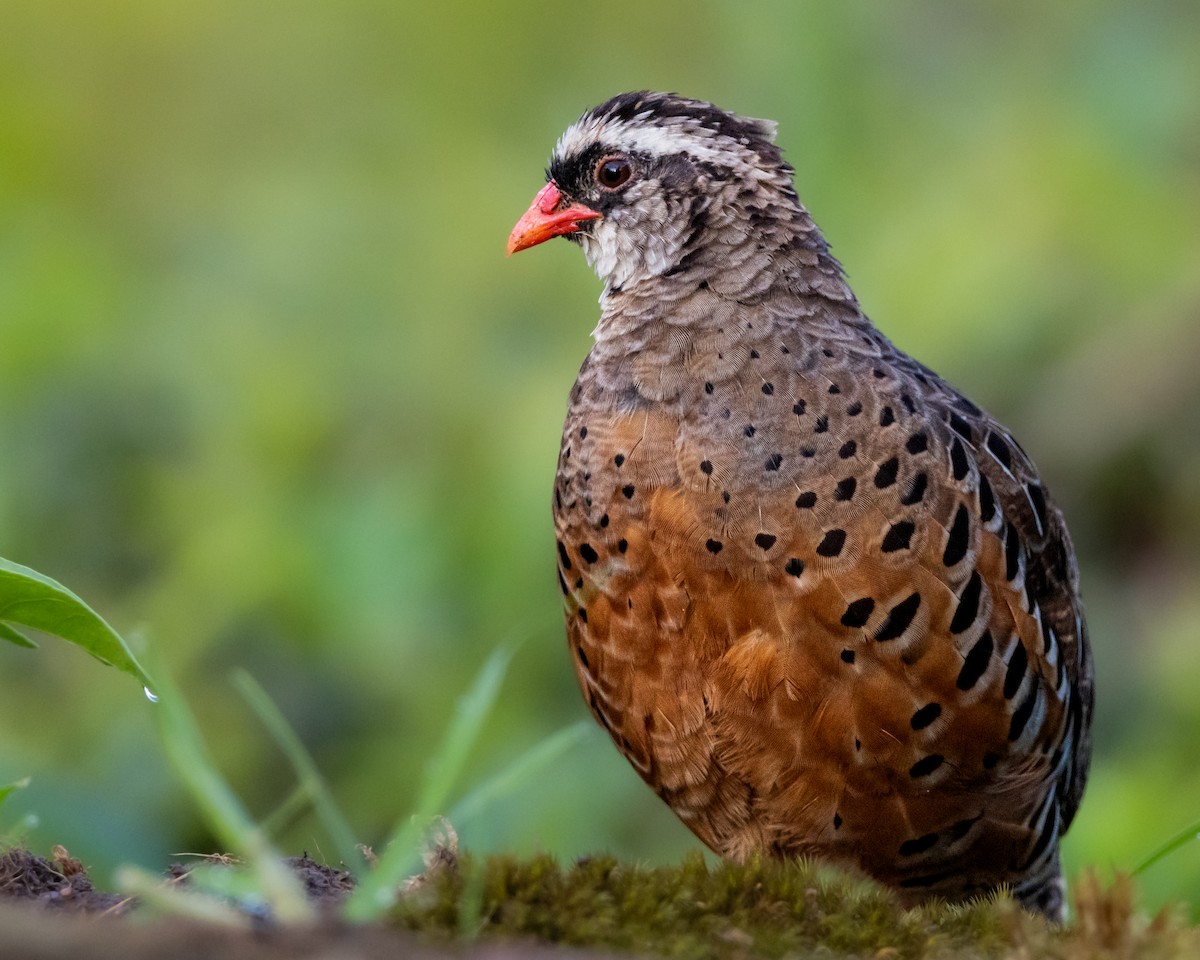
[596,157,633,190]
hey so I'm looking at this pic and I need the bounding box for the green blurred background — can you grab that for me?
[1,0,1198,916]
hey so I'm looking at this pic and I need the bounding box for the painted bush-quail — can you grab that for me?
[507,92,1093,920]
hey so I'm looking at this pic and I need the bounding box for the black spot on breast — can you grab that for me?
[881,520,915,553]
[722,490,731,503]
[706,538,723,554]
[1008,686,1038,741]
[817,529,846,557]
[579,543,599,564]
[899,832,939,856]
[576,644,589,670]
[700,459,713,475]
[579,426,588,439]
[949,413,975,442]
[901,473,928,505]
[557,540,572,570]
[838,440,857,459]
[875,592,921,641]
[793,399,806,415]
[840,649,856,664]
[750,349,760,359]
[1004,523,1021,581]
[833,813,843,829]
[617,538,628,553]
[874,457,899,489]
[847,402,863,416]
[950,571,982,633]
[834,477,857,501]
[900,392,917,414]
[578,608,588,623]
[761,382,774,395]
[956,631,993,690]
[705,382,714,394]
[841,597,875,628]
[814,416,829,433]
[795,491,817,509]
[1004,640,1028,699]
[943,505,971,566]
[828,383,841,395]
[622,484,636,499]
[784,557,805,577]
[614,453,625,467]
[754,532,777,550]
[765,453,783,471]
[744,424,756,437]
[906,431,929,455]
[950,438,970,481]
[879,406,895,427]
[599,514,609,528]
[910,703,942,730]
[909,754,944,778]
[987,432,1013,468]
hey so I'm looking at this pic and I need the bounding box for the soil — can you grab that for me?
[0,845,623,960]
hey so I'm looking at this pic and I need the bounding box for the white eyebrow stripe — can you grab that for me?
[555,116,749,168]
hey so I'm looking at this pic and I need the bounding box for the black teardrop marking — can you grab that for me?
[898,833,938,856]
[910,702,942,730]
[909,754,944,778]
[1004,639,1028,699]
[1027,482,1049,534]
[875,593,921,642]
[956,630,993,690]
[943,505,971,566]
[881,520,915,553]
[874,457,899,489]
[1008,686,1038,741]
[841,597,875,628]
[949,571,983,634]
[950,438,970,481]
[901,473,928,505]
[817,529,846,557]
[978,474,996,522]
[1005,523,1021,581]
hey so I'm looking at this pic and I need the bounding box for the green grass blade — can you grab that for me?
[231,668,365,872]
[450,721,594,825]
[0,557,152,687]
[0,777,31,809]
[1132,818,1200,877]
[116,865,253,928]
[342,644,514,921]
[149,657,313,924]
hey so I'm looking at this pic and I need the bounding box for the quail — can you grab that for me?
[507,92,1093,920]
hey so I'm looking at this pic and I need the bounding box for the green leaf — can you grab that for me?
[0,622,37,648]
[0,556,152,688]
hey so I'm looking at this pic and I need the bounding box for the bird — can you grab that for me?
[506,91,1093,921]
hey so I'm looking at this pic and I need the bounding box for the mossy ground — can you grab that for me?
[1,844,1197,959]
[395,852,1199,960]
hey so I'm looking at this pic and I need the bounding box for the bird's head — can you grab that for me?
[507,92,807,293]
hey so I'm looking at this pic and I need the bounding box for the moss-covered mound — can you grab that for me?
[395,852,1196,959]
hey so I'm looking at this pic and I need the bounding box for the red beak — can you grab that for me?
[506,181,601,256]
